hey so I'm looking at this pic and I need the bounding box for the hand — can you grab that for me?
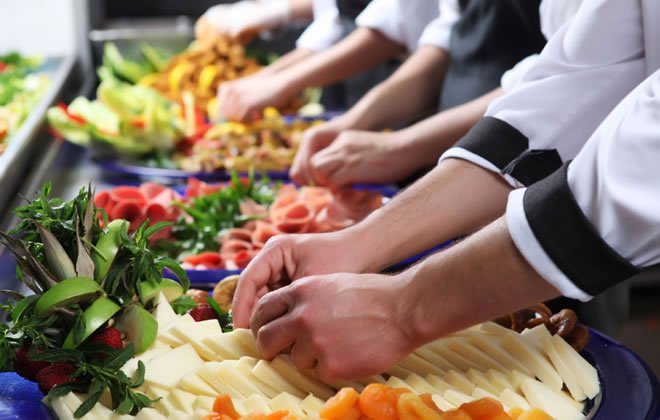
[197,1,290,44]
[250,272,418,382]
[290,119,351,185]
[217,74,295,122]
[233,232,370,328]
[310,131,419,188]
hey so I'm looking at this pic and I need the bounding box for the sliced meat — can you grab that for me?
[139,182,168,200]
[251,221,280,248]
[272,202,313,234]
[109,186,147,204]
[183,252,224,269]
[240,198,268,217]
[110,201,145,231]
[222,228,254,243]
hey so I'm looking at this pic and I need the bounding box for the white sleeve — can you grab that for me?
[417,0,460,51]
[440,0,646,188]
[506,69,660,301]
[355,0,441,53]
[296,0,344,51]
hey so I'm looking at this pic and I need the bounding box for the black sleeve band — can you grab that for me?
[523,163,639,296]
[454,117,563,186]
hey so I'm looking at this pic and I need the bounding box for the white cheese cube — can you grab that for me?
[144,344,205,390]
[270,392,305,416]
[499,388,531,411]
[521,378,586,420]
[251,360,307,398]
[443,370,475,395]
[300,393,326,415]
[501,334,563,391]
[443,389,475,407]
[271,355,335,400]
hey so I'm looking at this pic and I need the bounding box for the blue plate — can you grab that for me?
[1,328,657,419]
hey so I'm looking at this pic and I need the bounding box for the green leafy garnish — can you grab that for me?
[205,296,233,333]
[170,295,198,315]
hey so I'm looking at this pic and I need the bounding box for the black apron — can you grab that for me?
[336,0,372,20]
[438,0,546,111]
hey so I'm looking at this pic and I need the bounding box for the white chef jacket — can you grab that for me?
[440,0,660,301]
[297,0,453,53]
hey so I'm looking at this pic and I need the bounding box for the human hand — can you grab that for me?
[290,119,352,185]
[250,272,418,382]
[196,0,291,45]
[232,231,369,328]
[310,130,418,188]
[217,73,295,122]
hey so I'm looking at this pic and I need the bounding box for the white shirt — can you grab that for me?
[443,0,660,301]
[296,0,345,52]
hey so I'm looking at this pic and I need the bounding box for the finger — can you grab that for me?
[290,339,318,371]
[310,151,342,186]
[232,272,261,329]
[254,312,300,360]
[325,165,356,189]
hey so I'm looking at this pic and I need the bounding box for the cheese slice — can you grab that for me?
[232,399,247,417]
[170,320,222,360]
[521,378,585,420]
[499,389,531,411]
[471,387,507,410]
[167,389,197,414]
[271,355,335,400]
[63,392,116,420]
[468,335,533,376]
[486,369,515,394]
[134,407,168,420]
[427,340,481,371]
[501,334,563,391]
[551,334,600,399]
[203,333,248,361]
[167,409,189,420]
[146,387,173,416]
[481,321,519,337]
[235,357,281,398]
[192,408,210,420]
[176,371,218,396]
[217,359,269,397]
[387,365,415,379]
[242,394,272,414]
[157,314,195,347]
[396,353,445,376]
[526,325,586,401]
[231,329,260,358]
[197,362,245,398]
[300,393,326,415]
[50,396,74,420]
[431,394,456,411]
[122,345,172,377]
[508,369,534,393]
[145,344,205,390]
[414,347,458,371]
[405,373,441,395]
[466,369,500,395]
[193,396,216,412]
[153,293,179,333]
[443,389,475,407]
[269,392,305,416]
[385,376,415,392]
[251,360,307,398]
[443,370,475,395]
[424,374,453,394]
[447,338,508,373]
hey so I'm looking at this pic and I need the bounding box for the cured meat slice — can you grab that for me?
[110,201,145,231]
[272,202,313,234]
[220,238,253,257]
[94,190,115,216]
[139,182,168,200]
[185,177,202,199]
[109,186,147,204]
[231,249,257,269]
[251,221,280,248]
[183,252,224,269]
[299,186,333,213]
[240,198,267,217]
[222,228,254,243]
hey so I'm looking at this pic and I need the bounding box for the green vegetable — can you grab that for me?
[93,219,129,283]
[103,43,153,84]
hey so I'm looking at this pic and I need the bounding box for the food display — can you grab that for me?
[0,52,50,154]
[138,38,261,114]
[95,176,384,272]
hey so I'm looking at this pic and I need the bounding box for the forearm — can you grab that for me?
[289,0,313,20]
[343,46,450,131]
[258,48,315,76]
[401,217,560,347]
[395,88,504,168]
[278,28,405,97]
[345,158,513,272]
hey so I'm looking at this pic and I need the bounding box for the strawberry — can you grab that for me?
[14,346,49,381]
[189,303,217,322]
[35,362,78,394]
[88,327,123,349]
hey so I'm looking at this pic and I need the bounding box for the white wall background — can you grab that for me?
[0,0,78,56]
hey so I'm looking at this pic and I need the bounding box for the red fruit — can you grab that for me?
[14,346,49,381]
[189,303,217,322]
[88,327,123,349]
[36,362,78,394]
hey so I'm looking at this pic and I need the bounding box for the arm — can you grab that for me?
[218,27,405,121]
[256,48,315,77]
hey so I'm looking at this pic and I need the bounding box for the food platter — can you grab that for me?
[0,327,657,420]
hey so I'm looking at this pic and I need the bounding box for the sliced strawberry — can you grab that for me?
[88,326,123,349]
[189,303,217,322]
[14,346,49,381]
[36,362,78,394]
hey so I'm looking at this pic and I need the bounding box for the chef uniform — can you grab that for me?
[440,0,660,333]
[296,0,442,109]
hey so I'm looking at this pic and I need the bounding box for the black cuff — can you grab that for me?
[455,117,563,186]
[523,163,638,296]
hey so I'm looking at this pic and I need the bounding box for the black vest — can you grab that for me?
[336,0,372,20]
[438,0,546,111]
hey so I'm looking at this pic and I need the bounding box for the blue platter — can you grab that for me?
[0,328,657,419]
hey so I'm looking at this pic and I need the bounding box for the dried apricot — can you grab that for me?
[267,410,290,420]
[438,409,473,420]
[212,394,241,418]
[459,397,507,419]
[358,383,401,420]
[508,408,524,419]
[397,392,443,420]
[419,394,443,414]
[321,387,360,419]
[516,408,553,420]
